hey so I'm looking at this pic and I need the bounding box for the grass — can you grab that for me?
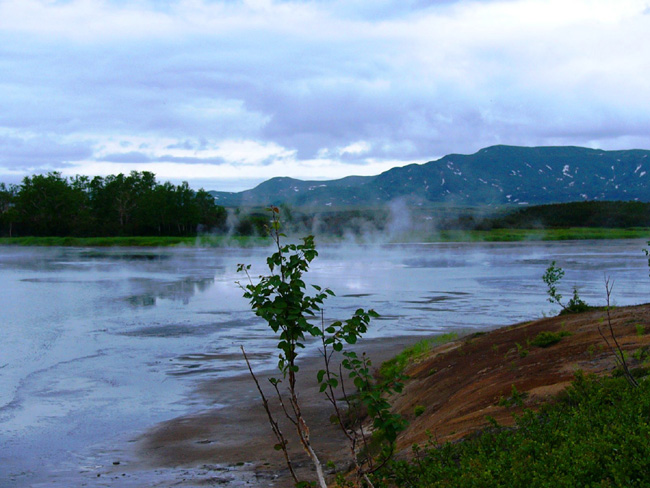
[530,330,572,348]
[379,333,458,381]
[373,373,650,487]
[1,227,649,247]
[0,235,270,247]
[425,227,650,243]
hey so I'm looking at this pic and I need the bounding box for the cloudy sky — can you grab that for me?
[1,0,650,192]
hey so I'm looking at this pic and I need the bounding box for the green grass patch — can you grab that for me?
[530,330,572,348]
[2,227,648,246]
[497,385,529,408]
[0,235,270,247]
[379,333,458,381]
[374,373,650,487]
[424,227,650,243]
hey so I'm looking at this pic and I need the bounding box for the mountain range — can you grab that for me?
[210,145,650,208]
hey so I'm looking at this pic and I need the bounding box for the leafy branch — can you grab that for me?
[238,207,405,487]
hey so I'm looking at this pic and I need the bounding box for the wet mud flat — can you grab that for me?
[134,336,417,487]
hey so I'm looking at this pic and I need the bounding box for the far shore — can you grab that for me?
[1,227,649,248]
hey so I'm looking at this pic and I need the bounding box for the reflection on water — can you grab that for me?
[125,276,216,307]
[1,240,649,486]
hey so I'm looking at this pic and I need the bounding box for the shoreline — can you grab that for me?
[135,304,650,487]
[1,228,649,248]
[132,335,426,487]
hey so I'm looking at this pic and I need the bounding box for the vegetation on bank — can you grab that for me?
[379,333,459,381]
[429,227,650,242]
[371,373,650,487]
[1,227,648,247]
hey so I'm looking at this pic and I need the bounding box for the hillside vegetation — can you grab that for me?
[211,145,650,207]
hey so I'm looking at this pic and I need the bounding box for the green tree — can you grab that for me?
[16,172,81,236]
[0,183,18,237]
[238,208,405,487]
[195,188,227,232]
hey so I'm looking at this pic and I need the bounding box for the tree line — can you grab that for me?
[486,201,650,229]
[0,172,227,237]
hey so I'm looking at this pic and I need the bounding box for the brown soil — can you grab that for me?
[135,304,650,486]
[392,303,650,451]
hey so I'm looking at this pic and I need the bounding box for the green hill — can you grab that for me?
[211,145,650,208]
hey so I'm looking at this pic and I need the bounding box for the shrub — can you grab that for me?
[239,207,405,487]
[414,405,426,417]
[374,374,650,487]
[543,261,591,314]
[530,330,572,348]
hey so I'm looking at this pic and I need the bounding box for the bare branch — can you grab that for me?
[241,346,299,484]
[603,278,638,388]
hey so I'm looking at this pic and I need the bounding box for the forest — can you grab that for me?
[484,200,650,229]
[2,172,650,240]
[0,172,227,237]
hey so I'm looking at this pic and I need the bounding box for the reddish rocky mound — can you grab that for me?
[392,303,650,451]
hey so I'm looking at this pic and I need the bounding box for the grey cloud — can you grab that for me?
[0,35,267,139]
[156,155,228,165]
[0,134,94,168]
[93,151,230,166]
[166,139,209,150]
[97,152,153,163]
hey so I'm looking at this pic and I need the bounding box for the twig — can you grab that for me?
[603,278,638,388]
[241,346,299,484]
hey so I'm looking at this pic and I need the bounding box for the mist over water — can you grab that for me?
[1,240,649,486]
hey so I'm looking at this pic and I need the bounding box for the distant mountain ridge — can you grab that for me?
[210,145,650,207]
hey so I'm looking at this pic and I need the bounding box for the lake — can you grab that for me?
[1,239,649,486]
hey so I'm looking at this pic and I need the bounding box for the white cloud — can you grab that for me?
[1,0,650,191]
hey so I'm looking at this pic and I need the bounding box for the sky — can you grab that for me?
[1,0,650,192]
